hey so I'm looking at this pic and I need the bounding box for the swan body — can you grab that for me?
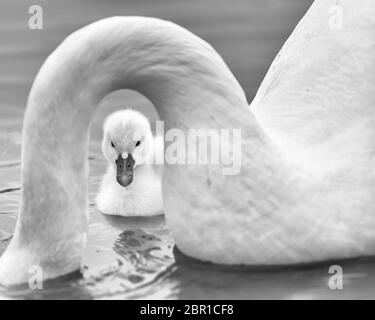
[95,110,163,216]
[0,0,375,286]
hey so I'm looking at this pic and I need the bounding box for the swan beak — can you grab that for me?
[115,153,135,187]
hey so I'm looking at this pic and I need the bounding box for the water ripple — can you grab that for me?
[0,187,20,194]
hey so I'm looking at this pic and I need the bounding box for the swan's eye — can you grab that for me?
[111,141,115,148]
[135,140,141,147]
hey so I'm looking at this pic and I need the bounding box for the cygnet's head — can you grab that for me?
[101,109,154,187]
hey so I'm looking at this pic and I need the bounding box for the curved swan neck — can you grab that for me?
[35,17,249,123]
[1,17,271,285]
[24,16,252,218]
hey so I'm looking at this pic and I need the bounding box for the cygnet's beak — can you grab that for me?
[115,153,135,187]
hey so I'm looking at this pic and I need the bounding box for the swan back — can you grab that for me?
[252,0,375,158]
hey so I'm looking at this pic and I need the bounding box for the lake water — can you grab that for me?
[1,0,373,299]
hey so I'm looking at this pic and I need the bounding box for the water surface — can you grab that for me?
[2,0,373,299]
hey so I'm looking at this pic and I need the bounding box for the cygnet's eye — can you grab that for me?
[111,141,115,148]
[135,140,141,147]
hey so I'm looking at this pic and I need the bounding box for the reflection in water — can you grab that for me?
[171,250,375,299]
[2,187,375,299]
[3,218,375,300]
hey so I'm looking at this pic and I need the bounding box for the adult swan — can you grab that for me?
[1,0,375,285]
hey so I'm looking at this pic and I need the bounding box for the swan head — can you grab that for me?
[101,109,154,187]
